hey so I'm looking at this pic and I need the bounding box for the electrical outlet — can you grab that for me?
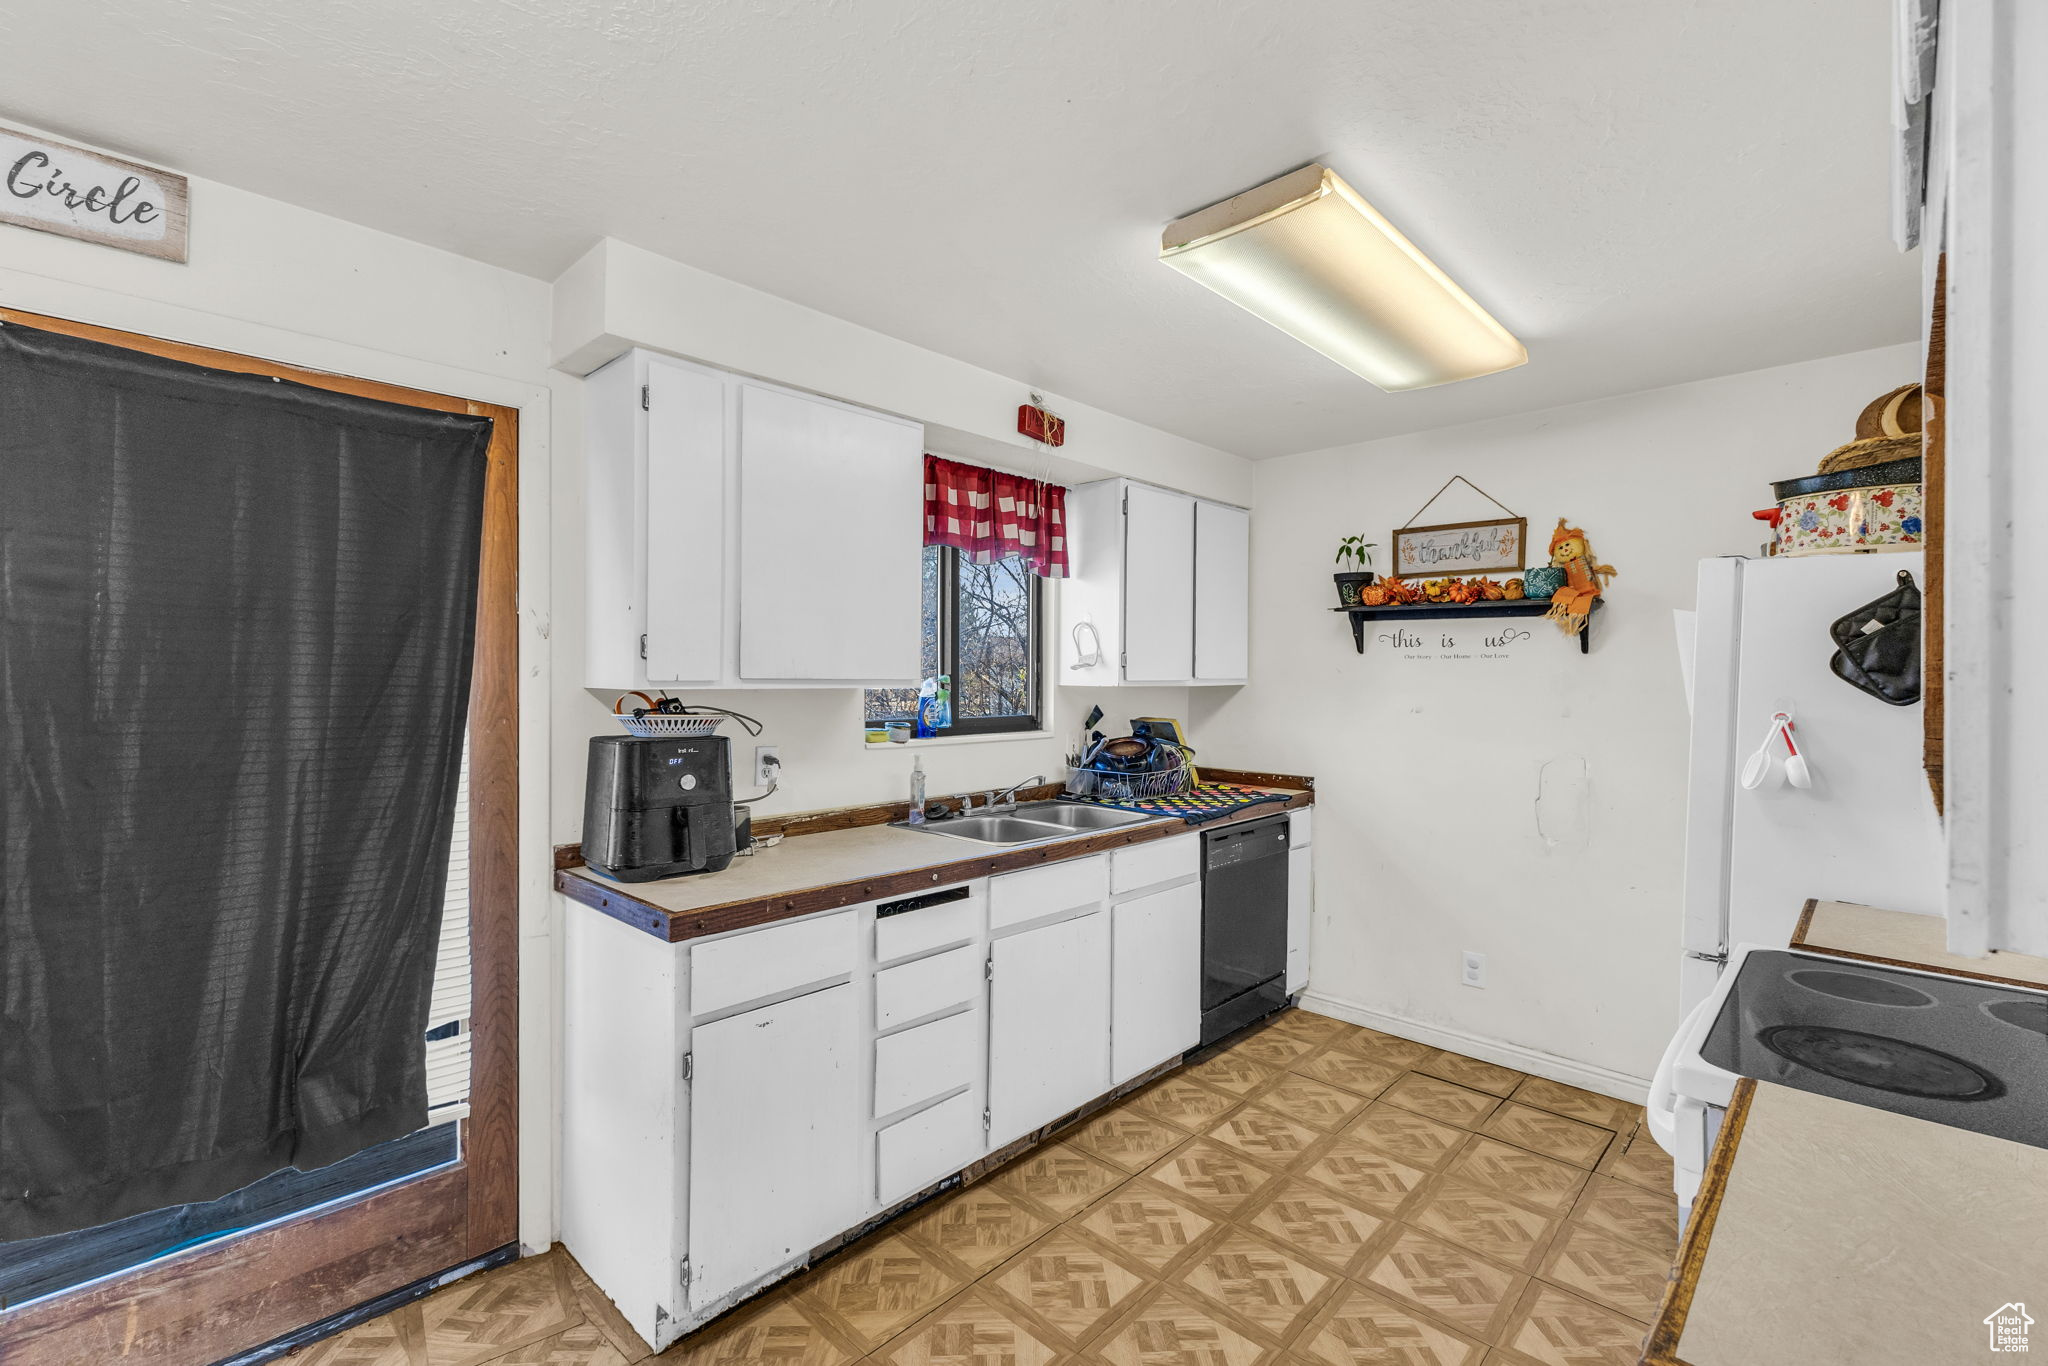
[1461,950,1486,988]
[754,745,780,786]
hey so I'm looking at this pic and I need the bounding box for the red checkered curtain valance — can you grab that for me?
[923,454,1069,578]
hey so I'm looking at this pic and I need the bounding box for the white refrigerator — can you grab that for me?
[1678,552,1945,1017]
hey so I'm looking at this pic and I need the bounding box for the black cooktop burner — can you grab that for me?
[1758,1024,2004,1100]
[1984,998,2048,1036]
[1788,969,1936,1008]
[1702,949,2048,1147]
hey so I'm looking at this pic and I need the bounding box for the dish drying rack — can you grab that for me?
[1062,744,1194,802]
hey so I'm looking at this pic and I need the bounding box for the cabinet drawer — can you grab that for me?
[990,854,1109,931]
[878,1090,984,1206]
[691,910,856,1017]
[1110,834,1199,895]
[876,944,980,1029]
[874,883,983,963]
[1290,810,1312,848]
[874,1011,978,1116]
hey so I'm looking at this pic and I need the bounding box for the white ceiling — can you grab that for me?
[0,2,1919,459]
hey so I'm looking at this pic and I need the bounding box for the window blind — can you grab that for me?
[424,744,471,1122]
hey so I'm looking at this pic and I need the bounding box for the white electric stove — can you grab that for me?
[1647,942,2048,1219]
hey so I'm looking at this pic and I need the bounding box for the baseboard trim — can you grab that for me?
[1298,992,1652,1105]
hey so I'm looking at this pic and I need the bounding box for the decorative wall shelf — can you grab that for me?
[1333,598,1603,655]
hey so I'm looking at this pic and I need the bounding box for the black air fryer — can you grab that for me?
[583,735,744,881]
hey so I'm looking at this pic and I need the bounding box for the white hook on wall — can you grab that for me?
[1069,619,1104,669]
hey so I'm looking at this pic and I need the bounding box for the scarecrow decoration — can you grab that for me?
[1542,518,1616,636]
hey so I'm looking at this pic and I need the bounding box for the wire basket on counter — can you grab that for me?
[1062,744,1193,802]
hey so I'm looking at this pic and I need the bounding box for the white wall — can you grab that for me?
[1190,343,1922,1091]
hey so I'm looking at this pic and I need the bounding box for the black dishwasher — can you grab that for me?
[1200,814,1291,1044]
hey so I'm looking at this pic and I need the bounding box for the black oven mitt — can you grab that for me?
[1829,569,1921,705]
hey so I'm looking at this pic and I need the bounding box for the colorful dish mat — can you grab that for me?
[1064,782,1295,825]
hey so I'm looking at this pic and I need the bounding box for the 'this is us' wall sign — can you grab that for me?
[1376,623,1534,661]
[1,125,187,263]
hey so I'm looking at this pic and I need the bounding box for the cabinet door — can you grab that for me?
[1286,846,1311,995]
[644,361,727,685]
[1193,501,1250,682]
[1121,484,1195,683]
[988,912,1111,1146]
[736,383,923,682]
[1112,882,1202,1083]
[688,983,863,1308]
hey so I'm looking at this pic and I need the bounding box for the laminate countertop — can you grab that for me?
[1792,899,2048,987]
[555,785,1312,943]
[1648,1080,2048,1365]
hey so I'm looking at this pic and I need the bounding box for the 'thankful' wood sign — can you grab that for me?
[1,124,188,263]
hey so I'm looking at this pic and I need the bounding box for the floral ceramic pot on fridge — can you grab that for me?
[1766,458,1925,556]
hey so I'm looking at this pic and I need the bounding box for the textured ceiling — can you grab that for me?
[0,1,1919,458]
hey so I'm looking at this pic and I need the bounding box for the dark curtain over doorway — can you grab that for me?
[0,324,490,1240]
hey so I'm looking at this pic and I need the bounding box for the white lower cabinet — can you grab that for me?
[1111,881,1202,1083]
[688,983,864,1310]
[877,1090,984,1206]
[987,910,1112,1146]
[563,822,1298,1351]
[1287,844,1312,994]
[874,1010,978,1116]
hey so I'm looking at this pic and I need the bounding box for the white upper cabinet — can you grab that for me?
[1061,479,1249,686]
[584,348,925,691]
[1121,483,1197,683]
[643,363,727,686]
[736,383,923,682]
[1194,501,1250,682]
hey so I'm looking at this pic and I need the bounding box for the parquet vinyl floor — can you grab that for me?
[291,1011,1678,1366]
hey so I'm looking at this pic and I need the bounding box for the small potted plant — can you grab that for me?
[1333,535,1379,606]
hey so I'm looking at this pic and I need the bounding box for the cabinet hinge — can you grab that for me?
[640,633,649,660]
[681,1052,694,1081]
[1120,651,1128,670]
[982,1107,992,1133]
[984,955,994,982]
[679,1256,691,1292]
[641,384,651,411]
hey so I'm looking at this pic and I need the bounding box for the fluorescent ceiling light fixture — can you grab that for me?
[1159,163,1526,391]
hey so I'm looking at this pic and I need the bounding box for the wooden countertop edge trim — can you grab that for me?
[554,788,1313,943]
[1197,766,1316,791]
[1640,1076,1758,1366]
[1790,896,1818,945]
[1788,896,2048,990]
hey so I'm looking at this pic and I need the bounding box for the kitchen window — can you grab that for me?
[865,546,1042,736]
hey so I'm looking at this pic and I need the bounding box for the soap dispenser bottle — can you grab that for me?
[907,755,927,825]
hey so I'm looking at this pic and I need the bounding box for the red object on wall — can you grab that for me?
[1017,403,1065,447]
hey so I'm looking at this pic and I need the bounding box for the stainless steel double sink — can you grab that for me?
[892,800,1154,845]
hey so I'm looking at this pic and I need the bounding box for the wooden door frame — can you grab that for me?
[0,307,520,1365]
